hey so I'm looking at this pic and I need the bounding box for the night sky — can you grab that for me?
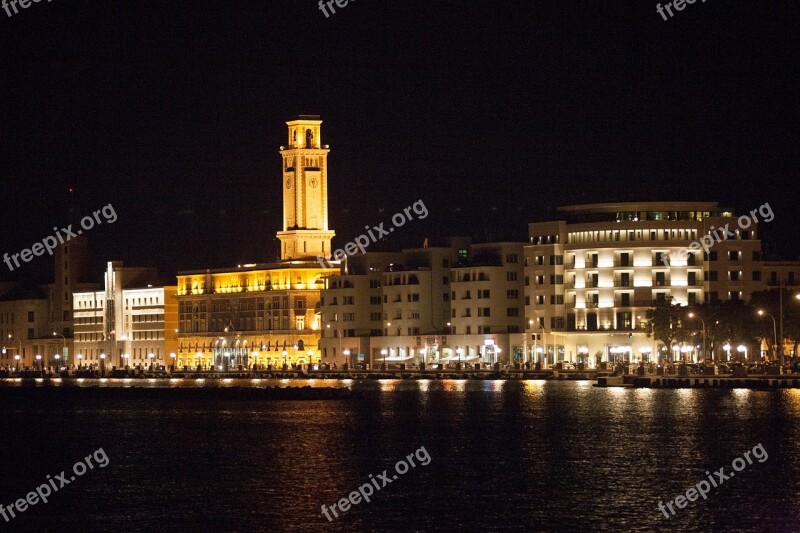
[1,1,797,284]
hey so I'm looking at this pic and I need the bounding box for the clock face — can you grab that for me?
[285,177,292,189]
[308,177,318,189]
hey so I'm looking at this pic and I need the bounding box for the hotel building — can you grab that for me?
[523,201,784,365]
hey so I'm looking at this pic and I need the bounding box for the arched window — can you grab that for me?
[306,129,314,148]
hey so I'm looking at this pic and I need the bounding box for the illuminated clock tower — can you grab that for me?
[277,116,336,260]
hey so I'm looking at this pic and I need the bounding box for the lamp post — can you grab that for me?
[148,353,155,371]
[54,354,61,371]
[757,309,777,362]
[456,347,463,368]
[35,354,42,371]
[14,354,20,371]
[380,349,387,368]
[282,349,288,368]
[53,331,67,368]
[99,353,106,374]
[8,334,22,367]
[77,354,83,368]
[687,313,707,363]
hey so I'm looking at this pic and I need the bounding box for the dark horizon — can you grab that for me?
[2,1,797,285]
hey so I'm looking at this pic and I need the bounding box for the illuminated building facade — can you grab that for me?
[522,202,774,365]
[73,261,178,369]
[174,117,339,368]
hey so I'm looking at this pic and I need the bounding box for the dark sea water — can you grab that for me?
[1,379,799,532]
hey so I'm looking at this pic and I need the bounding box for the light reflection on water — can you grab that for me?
[0,381,798,531]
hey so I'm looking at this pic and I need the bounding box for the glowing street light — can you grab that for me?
[757,310,778,362]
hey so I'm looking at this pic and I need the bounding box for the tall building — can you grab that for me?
[277,116,335,260]
[522,201,779,365]
[174,117,339,368]
[73,262,178,369]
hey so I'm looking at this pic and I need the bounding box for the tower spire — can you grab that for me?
[276,116,335,260]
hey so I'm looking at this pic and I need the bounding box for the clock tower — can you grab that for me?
[277,116,336,260]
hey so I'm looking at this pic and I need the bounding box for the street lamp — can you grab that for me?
[35,354,42,371]
[757,309,778,362]
[53,331,67,367]
[54,354,61,371]
[456,347,463,367]
[77,354,83,368]
[380,349,387,367]
[14,354,20,371]
[99,353,106,374]
[687,313,707,363]
[148,353,155,370]
[282,349,288,367]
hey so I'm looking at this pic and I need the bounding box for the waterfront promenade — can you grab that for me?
[3,362,800,388]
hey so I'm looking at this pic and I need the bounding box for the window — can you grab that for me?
[549,255,563,265]
[407,293,420,302]
[549,275,563,285]
[477,308,490,317]
[729,251,740,261]
[729,271,740,281]
[619,253,630,267]
[524,276,530,286]
[370,296,381,305]
[443,293,450,302]
[343,296,354,305]
[620,273,630,287]
[549,295,564,305]
[28,311,34,322]
[525,296,530,305]
[507,308,519,317]
[752,271,761,281]
[752,251,761,261]
[688,272,697,285]
[507,272,518,282]
[507,290,518,299]
[655,272,666,286]
[688,292,697,305]
[506,254,518,264]
[463,291,471,299]
[620,293,630,306]
[536,295,545,305]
